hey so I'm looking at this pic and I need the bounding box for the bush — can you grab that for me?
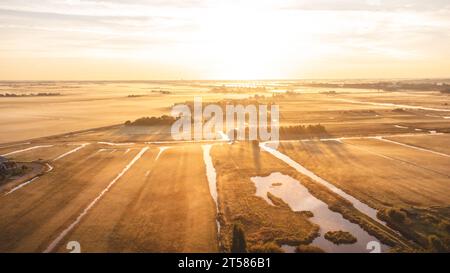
[324,231,357,245]
[280,124,327,137]
[124,115,177,126]
[295,245,325,253]
[386,208,407,224]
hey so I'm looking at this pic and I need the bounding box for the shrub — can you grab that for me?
[295,245,325,253]
[324,231,357,244]
[124,115,177,126]
[280,124,328,137]
[386,208,407,224]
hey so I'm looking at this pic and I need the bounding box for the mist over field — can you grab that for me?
[0,0,449,255]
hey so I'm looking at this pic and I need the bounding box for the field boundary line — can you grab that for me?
[1,145,53,157]
[43,146,149,253]
[375,137,450,158]
[53,143,90,161]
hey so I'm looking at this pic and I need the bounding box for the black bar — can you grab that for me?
[0,253,445,272]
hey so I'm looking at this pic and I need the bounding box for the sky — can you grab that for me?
[0,0,449,80]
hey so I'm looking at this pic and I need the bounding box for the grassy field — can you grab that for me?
[277,139,450,250]
[278,140,450,208]
[209,142,415,252]
[1,82,449,144]
[0,144,140,252]
[0,82,448,253]
[338,91,450,110]
[52,144,218,252]
[0,81,249,143]
[0,143,218,252]
[343,138,450,177]
[386,134,450,155]
[0,136,429,252]
[210,142,319,251]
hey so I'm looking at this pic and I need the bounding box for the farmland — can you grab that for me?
[0,81,449,253]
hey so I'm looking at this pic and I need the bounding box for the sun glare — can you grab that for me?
[1,0,449,80]
[194,5,313,79]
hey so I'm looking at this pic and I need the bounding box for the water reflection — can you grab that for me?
[251,172,390,253]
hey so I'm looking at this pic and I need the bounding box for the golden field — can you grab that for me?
[0,81,449,253]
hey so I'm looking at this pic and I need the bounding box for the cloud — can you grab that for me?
[279,0,450,12]
[0,0,449,79]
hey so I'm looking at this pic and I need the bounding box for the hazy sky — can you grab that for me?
[0,0,449,80]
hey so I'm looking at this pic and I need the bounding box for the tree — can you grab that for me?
[386,208,407,223]
[231,224,247,253]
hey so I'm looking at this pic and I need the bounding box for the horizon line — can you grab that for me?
[1,77,450,82]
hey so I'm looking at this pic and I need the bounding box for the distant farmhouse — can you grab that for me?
[0,156,18,176]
